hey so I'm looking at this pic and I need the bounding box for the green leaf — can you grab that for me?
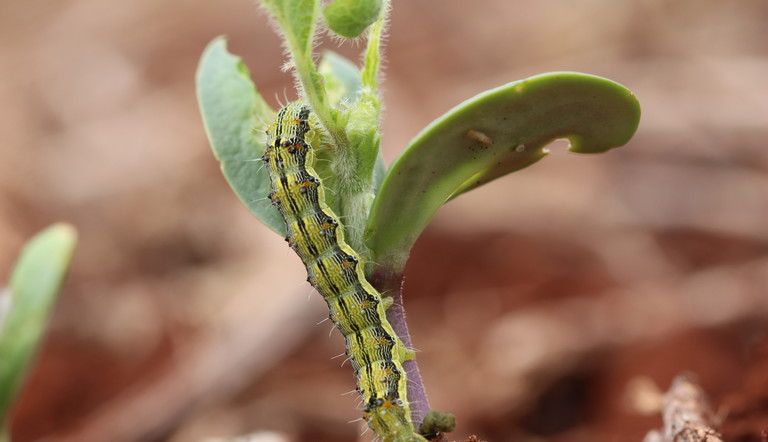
[0,224,77,427]
[323,0,383,39]
[319,50,363,107]
[196,37,284,236]
[366,72,641,272]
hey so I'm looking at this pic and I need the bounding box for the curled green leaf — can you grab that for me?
[323,0,383,38]
[0,224,77,427]
[366,72,641,273]
[196,37,284,235]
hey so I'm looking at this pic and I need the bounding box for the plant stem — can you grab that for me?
[370,266,430,425]
[360,0,389,93]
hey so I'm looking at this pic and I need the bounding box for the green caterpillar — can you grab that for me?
[262,103,427,442]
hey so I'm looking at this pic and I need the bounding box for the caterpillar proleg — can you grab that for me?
[263,103,427,442]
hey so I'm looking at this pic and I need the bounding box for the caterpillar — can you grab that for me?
[262,103,427,442]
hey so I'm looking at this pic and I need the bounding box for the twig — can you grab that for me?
[643,374,723,442]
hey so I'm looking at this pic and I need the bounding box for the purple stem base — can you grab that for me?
[370,266,430,426]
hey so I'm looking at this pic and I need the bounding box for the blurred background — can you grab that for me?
[1,0,767,441]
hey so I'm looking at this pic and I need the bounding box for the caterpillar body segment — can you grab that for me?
[263,103,427,442]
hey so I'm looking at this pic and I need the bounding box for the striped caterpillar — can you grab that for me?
[262,103,427,442]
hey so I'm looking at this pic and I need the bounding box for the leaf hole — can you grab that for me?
[544,138,572,155]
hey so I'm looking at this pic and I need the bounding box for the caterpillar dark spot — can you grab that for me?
[264,103,426,442]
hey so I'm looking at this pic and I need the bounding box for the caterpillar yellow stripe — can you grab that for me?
[262,103,427,442]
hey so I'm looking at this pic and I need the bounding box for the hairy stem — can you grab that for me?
[360,0,389,93]
[369,266,430,425]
